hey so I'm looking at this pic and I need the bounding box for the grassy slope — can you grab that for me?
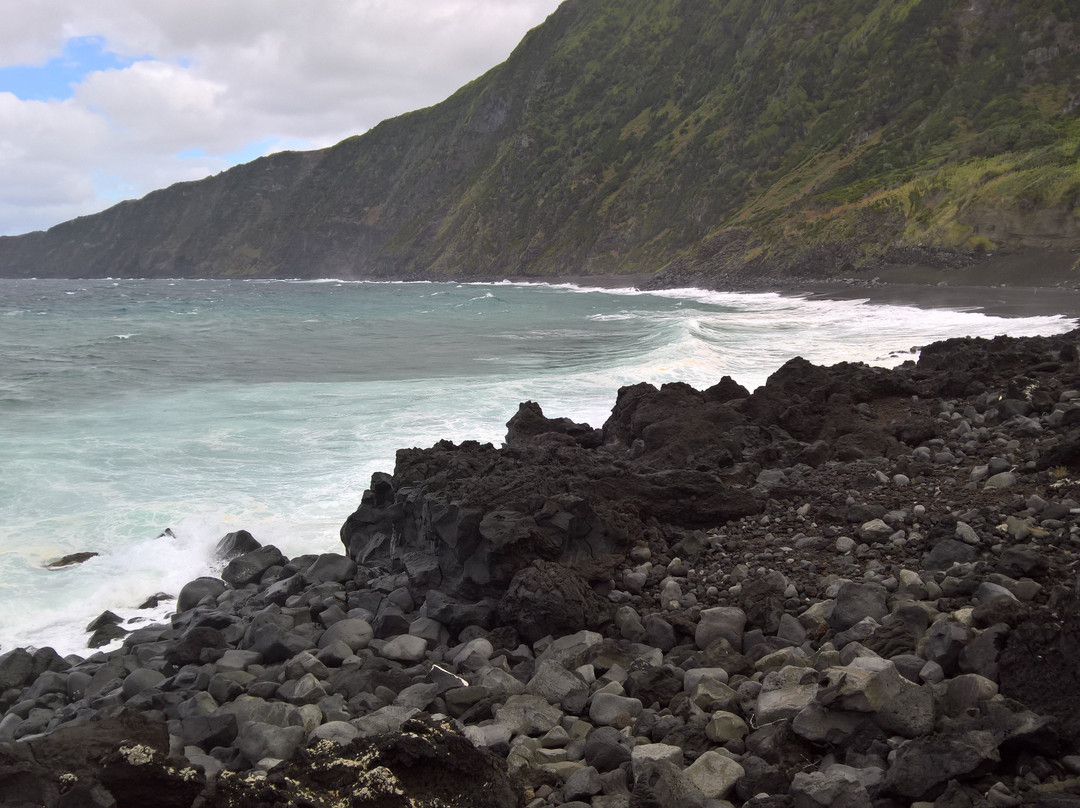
[0,0,1076,281]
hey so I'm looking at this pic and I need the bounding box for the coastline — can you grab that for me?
[521,250,1080,323]
[4,280,1080,804]
[785,250,1080,321]
[5,325,1080,805]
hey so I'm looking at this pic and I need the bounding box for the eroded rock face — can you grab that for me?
[340,402,764,603]
[337,353,956,614]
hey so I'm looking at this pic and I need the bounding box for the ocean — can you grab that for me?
[0,277,1073,655]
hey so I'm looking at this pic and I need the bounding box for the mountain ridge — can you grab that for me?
[1,0,1078,283]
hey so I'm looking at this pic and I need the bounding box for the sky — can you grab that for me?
[0,0,564,237]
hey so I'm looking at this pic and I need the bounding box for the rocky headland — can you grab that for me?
[5,327,1080,806]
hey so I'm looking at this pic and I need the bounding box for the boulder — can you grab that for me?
[589,693,643,727]
[826,582,887,631]
[213,717,518,808]
[695,606,747,651]
[303,552,357,584]
[377,634,429,664]
[493,695,563,736]
[215,529,260,559]
[317,618,373,652]
[684,750,744,800]
[497,561,612,644]
[790,768,872,808]
[582,726,633,772]
[629,759,706,808]
[756,666,820,724]
[176,577,227,612]
[222,545,287,587]
[883,731,1000,800]
[525,660,590,713]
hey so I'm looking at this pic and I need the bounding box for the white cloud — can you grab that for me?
[0,0,563,235]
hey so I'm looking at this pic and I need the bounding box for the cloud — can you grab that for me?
[0,0,563,236]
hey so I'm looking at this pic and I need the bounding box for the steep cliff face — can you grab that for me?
[0,0,1077,280]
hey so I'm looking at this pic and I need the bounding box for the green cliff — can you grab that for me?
[1,0,1078,282]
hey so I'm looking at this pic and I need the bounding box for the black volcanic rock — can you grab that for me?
[215,529,260,559]
[999,588,1080,748]
[339,399,767,607]
[0,708,202,808]
[9,327,1080,807]
[497,560,614,644]
[505,400,602,448]
[207,717,517,807]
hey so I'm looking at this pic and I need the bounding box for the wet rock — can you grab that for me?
[215,529,260,559]
[44,551,100,569]
[222,545,287,587]
[164,625,228,668]
[303,552,357,584]
[176,577,227,612]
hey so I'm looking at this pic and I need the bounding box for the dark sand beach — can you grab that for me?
[538,249,1080,321]
[796,250,1080,321]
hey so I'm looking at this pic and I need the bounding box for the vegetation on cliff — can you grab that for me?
[0,0,1077,281]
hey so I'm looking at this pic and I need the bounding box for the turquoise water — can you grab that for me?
[0,277,1072,654]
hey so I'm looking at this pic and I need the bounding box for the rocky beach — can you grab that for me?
[5,315,1080,807]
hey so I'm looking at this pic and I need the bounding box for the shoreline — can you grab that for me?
[518,249,1080,323]
[772,279,1080,323]
[531,273,1080,322]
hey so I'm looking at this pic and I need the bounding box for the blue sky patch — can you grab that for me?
[0,36,135,101]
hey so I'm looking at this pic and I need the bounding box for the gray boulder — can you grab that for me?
[222,545,287,587]
[695,606,746,651]
[583,726,633,771]
[303,552,357,583]
[884,731,1000,800]
[317,618,373,652]
[525,660,590,714]
[826,582,887,631]
[236,721,305,766]
[176,577,227,612]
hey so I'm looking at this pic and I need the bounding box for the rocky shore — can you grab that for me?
[5,327,1080,807]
